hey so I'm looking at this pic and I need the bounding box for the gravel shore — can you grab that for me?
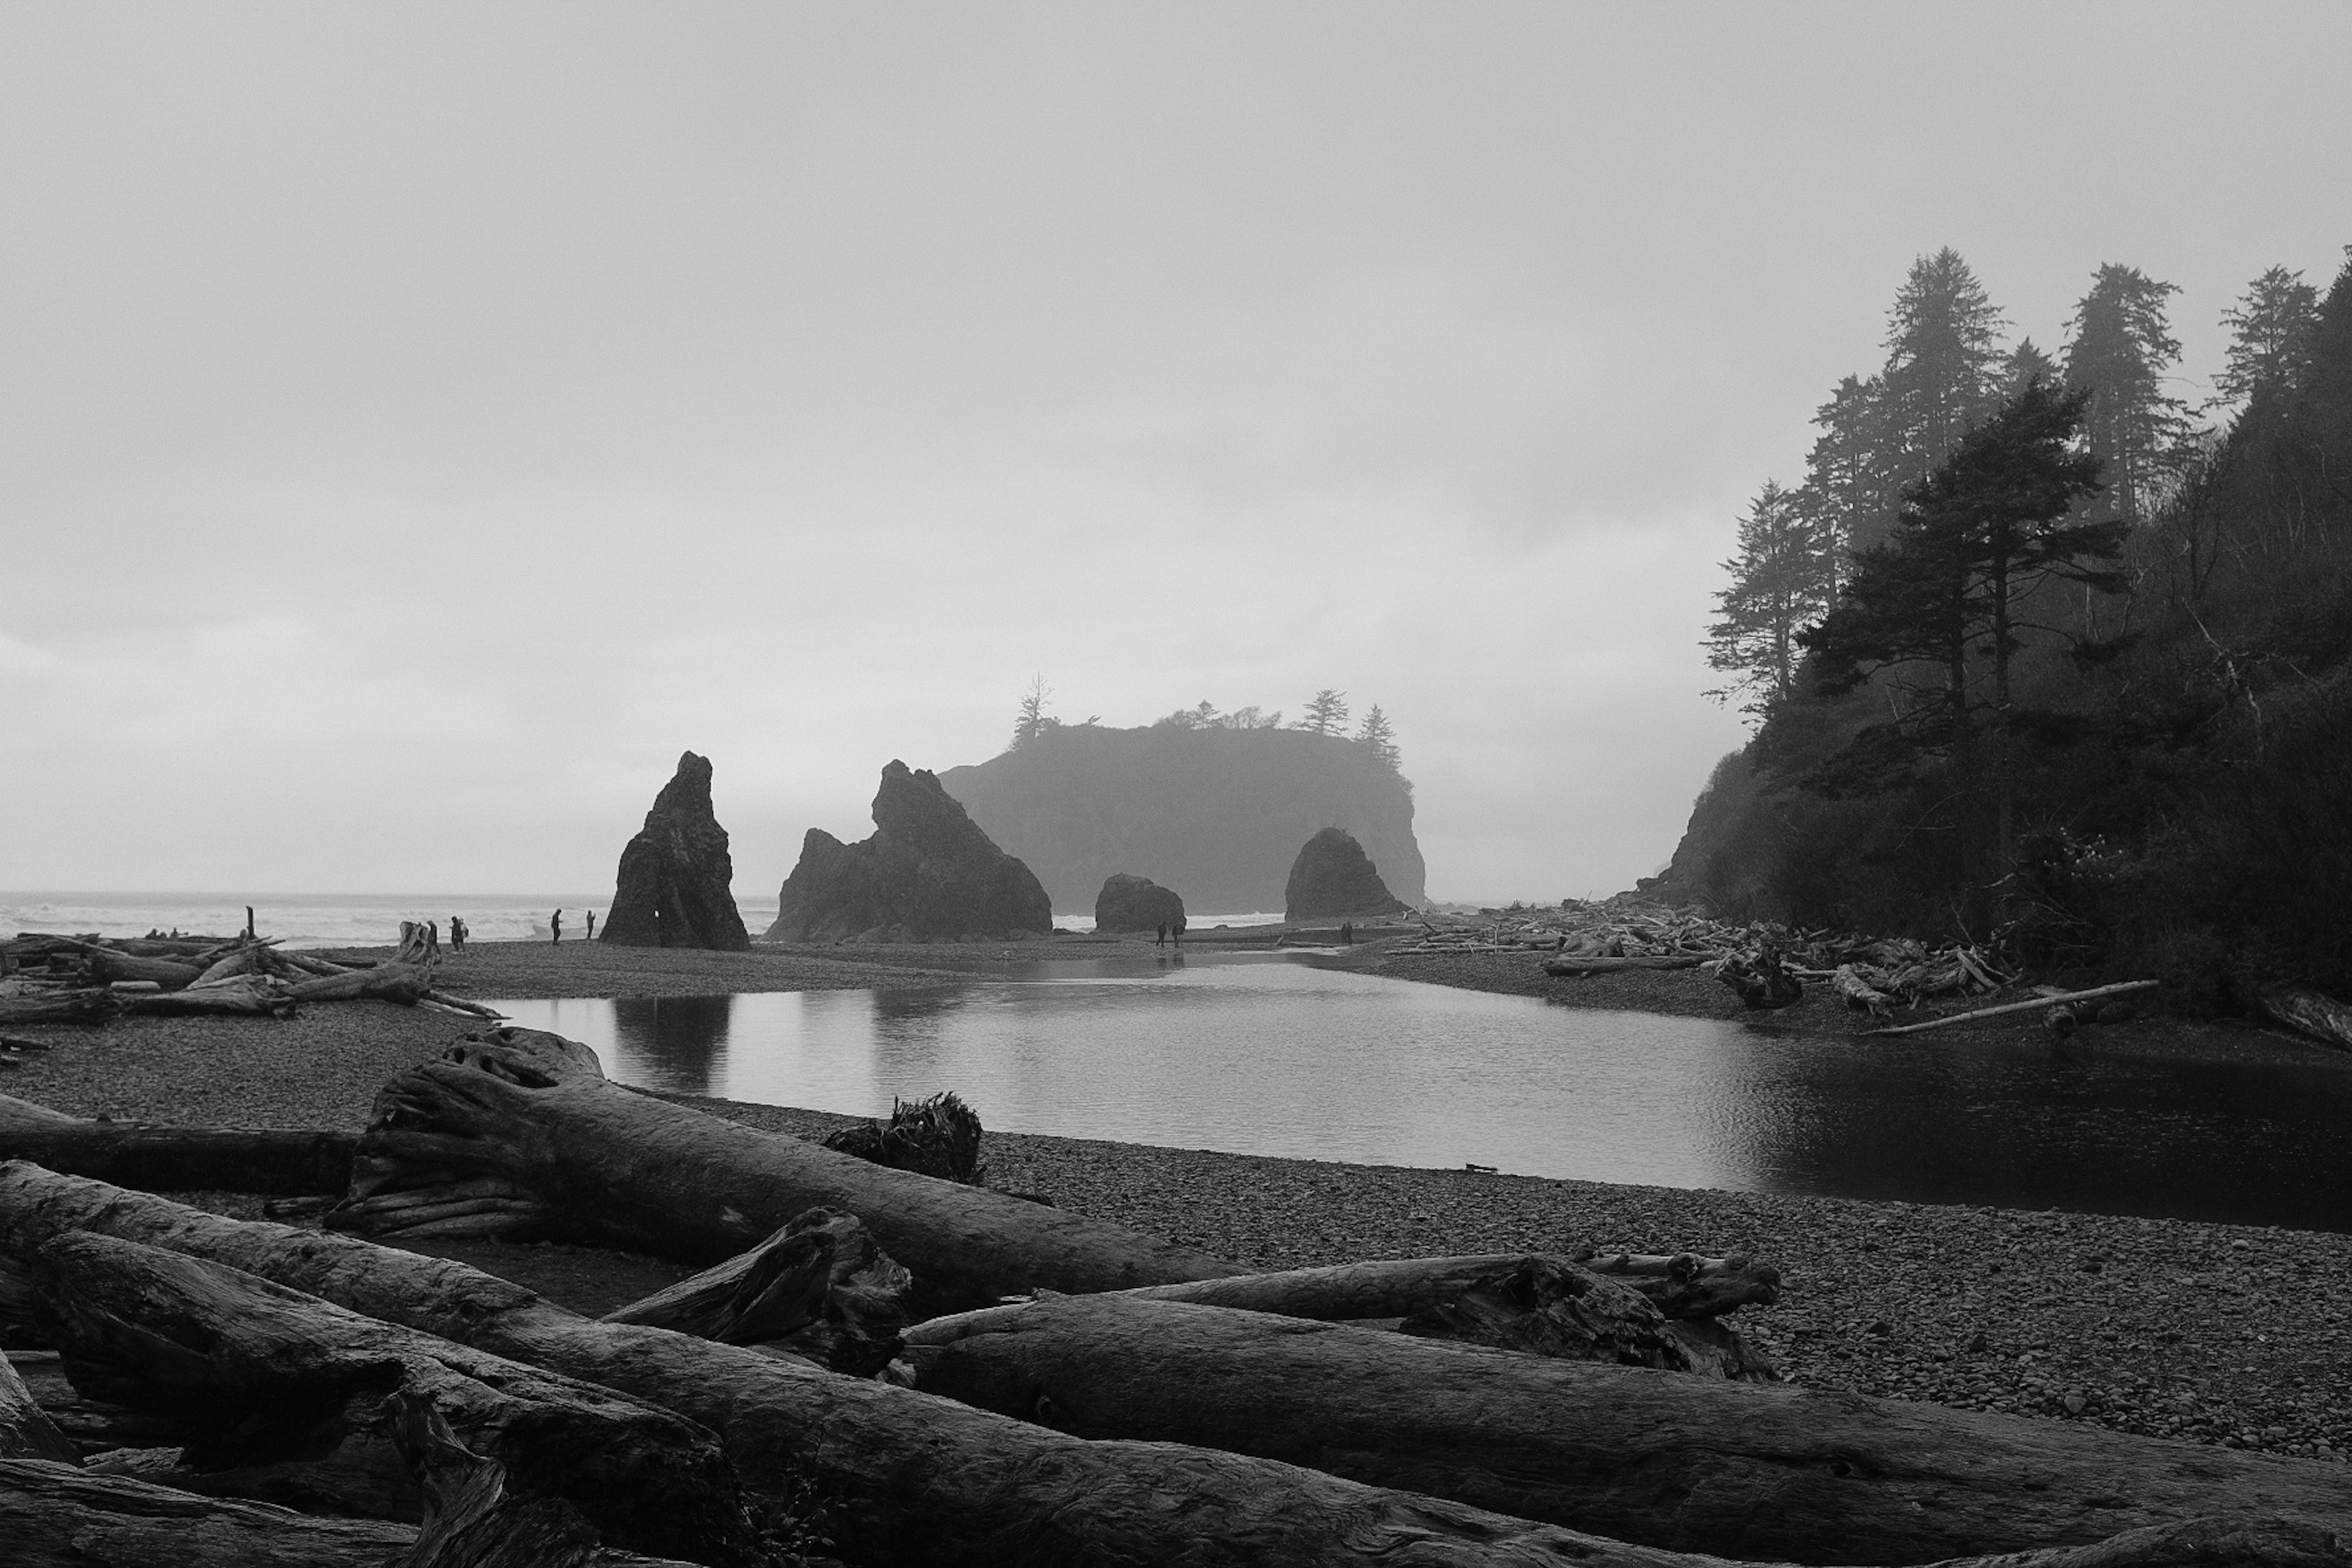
[5,937,2346,1467]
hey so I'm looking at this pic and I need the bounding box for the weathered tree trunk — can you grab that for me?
[0,1457,422,1568]
[896,1290,2352,1565]
[82,949,205,990]
[0,1456,705,1568]
[1835,965,1893,1017]
[0,1165,1792,1568]
[327,1028,1241,1315]
[0,1093,354,1194]
[288,961,430,1004]
[1545,954,1709,975]
[0,1352,76,1462]
[0,989,120,1025]
[1575,1249,1785,1318]
[602,1205,913,1375]
[26,1228,768,1564]
[118,976,299,1018]
[964,1252,1775,1379]
[2258,985,2352,1052]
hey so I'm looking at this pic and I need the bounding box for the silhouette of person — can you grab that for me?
[1155,921,1167,947]
[450,915,466,951]
[1171,912,1186,946]
[586,910,597,941]
[1340,921,1354,945]
[551,909,563,945]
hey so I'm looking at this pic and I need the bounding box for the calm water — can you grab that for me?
[488,952,2352,1232]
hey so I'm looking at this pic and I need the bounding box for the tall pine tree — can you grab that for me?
[2214,265,2321,408]
[1704,480,1833,721]
[1880,248,2009,488]
[2064,263,2196,524]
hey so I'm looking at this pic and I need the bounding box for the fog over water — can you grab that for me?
[4,4,2346,899]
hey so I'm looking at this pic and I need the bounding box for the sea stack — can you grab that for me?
[1094,872,1184,935]
[1284,827,1410,921]
[601,751,752,951]
[767,761,1053,942]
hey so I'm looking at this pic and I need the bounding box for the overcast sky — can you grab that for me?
[4,3,2348,905]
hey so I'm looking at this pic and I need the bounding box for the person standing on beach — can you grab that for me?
[585,910,597,941]
[1155,921,1167,947]
[450,915,466,951]
[1171,912,1186,946]
[551,910,563,945]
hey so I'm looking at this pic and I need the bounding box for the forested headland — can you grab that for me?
[1659,246,2352,1001]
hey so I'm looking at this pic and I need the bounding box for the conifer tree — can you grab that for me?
[1354,704,1401,771]
[2063,263,2196,523]
[1703,480,1833,721]
[1799,377,2116,930]
[1010,675,1053,749]
[2214,265,2321,407]
[1799,374,1898,576]
[1880,248,2009,486]
[1296,689,1350,735]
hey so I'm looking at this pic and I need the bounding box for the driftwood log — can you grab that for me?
[0,1454,706,1568]
[2257,985,2352,1052]
[118,975,300,1018]
[27,1229,767,1564]
[1577,1249,1785,1318]
[897,1289,2352,1564]
[326,1027,1240,1314]
[1865,981,2161,1038]
[0,1093,355,1194]
[602,1205,913,1375]
[1058,1252,1775,1379]
[1544,954,1710,976]
[0,1351,76,1462]
[0,1165,1859,1568]
[0,989,121,1026]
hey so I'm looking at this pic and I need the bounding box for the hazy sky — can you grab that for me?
[5,3,2348,905]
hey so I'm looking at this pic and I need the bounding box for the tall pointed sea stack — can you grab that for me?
[1284,827,1410,921]
[767,761,1053,942]
[601,751,751,951]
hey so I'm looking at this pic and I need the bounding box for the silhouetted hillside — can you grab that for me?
[938,725,1425,915]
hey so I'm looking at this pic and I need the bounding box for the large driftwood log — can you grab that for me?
[0,1351,76,1462]
[82,949,205,990]
[118,975,299,1018]
[0,1456,704,1568]
[2257,985,2352,1052]
[1545,954,1710,976]
[0,1165,1828,1568]
[29,1230,769,1565]
[327,1027,1240,1314]
[1576,1249,1785,1319]
[0,989,121,1025]
[0,1093,354,1194]
[1864,981,2160,1038]
[289,961,430,1004]
[896,1290,2352,1564]
[991,1252,1775,1379]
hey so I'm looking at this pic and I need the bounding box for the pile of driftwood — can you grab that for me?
[2,1027,2350,1566]
[0,931,501,1027]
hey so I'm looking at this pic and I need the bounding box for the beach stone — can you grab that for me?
[1283,827,1410,921]
[767,760,1053,943]
[1094,873,1184,934]
[600,750,751,951]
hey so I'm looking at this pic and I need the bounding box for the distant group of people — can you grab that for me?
[549,909,594,944]
[1153,914,1188,947]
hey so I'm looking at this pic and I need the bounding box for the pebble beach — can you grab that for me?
[5,935,2348,1469]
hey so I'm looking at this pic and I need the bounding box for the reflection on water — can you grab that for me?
[486,952,2352,1231]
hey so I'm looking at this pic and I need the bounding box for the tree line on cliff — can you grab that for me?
[1672,245,2352,998]
[1009,679,1403,774]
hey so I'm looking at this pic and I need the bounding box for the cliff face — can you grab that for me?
[937,726,1425,915]
[766,760,1054,942]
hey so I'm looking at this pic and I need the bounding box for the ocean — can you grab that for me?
[1,892,1281,948]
